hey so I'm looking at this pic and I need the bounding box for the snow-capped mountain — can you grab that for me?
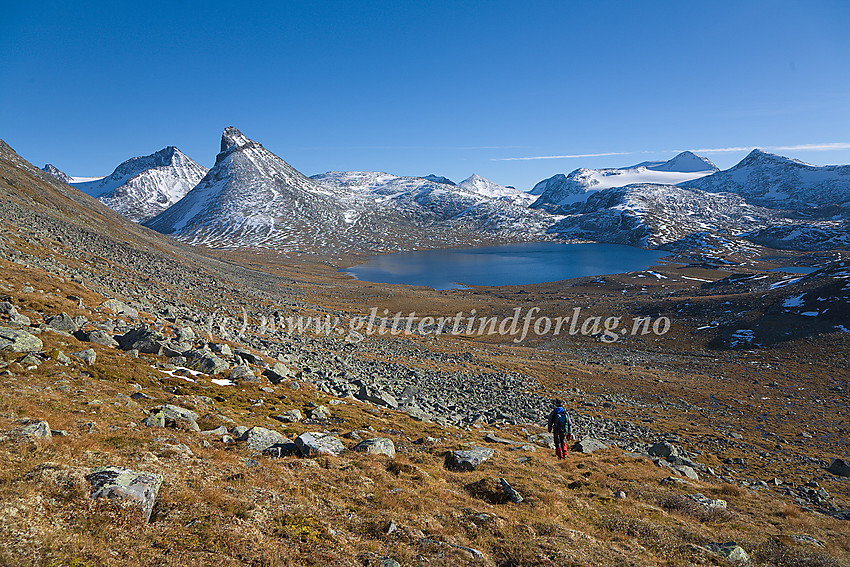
[546,183,779,247]
[421,174,455,185]
[144,128,553,253]
[457,174,535,206]
[311,170,554,244]
[628,151,718,173]
[145,127,352,249]
[71,147,208,222]
[529,151,717,213]
[683,149,850,212]
[41,163,72,184]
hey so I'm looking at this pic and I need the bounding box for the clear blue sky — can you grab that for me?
[2,0,849,190]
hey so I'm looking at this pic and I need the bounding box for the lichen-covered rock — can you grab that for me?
[75,329,119,348]
[572,437,608,454]
[447,447,494,471]
[295,432,345,457]
[184,348,229,375]
[85,466,162,522]
[239,426,287,452]
[70,348,96,366]
[142,404,199,431]
[100,299,138,318]
[19,420,52,441]
[352,437,395,458]
[45,313,78,333]
[0,326,43,352]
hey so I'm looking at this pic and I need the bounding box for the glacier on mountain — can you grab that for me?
[530,151,717,213]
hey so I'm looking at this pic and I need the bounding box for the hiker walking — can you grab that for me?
[547,399,574,459]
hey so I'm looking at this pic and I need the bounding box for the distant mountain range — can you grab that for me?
[143,128,552,252]
[36,129,850,254]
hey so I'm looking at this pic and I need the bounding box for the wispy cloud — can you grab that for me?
[492,151,632,161]
[691,142,850,154]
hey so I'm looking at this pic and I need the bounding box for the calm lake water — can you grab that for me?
[343,242,668,289]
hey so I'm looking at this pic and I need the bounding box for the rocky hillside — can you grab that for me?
[545,184,781,247]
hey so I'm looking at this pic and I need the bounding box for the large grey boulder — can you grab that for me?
[648,441,681,460]
[355,385,399,409]
[239,426,288,453]
[446,447,494,471]
[142,404,200,431]
[352,437,396,458]
[828,458,850,477]
[117,326,167,354]
[572,437,608,454]
[85,466,162,522]
[45,313,78,333]
[263,362,292,384]
[19,420,52,441]
[184,348,229,375]
[75,329,119,348]
[70,348,96,366]
[262,442,300,458]
[230,365,258,382]
[295,432,345,457]
[0,327,43,352]
[100,299,138,318]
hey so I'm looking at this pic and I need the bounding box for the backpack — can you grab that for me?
[554,408,568,432]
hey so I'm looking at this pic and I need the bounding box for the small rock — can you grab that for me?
[648,441,681,460]
[446,447,494,471]
[309,405,330,419]
[484,432,515,445]
[239,426,288,453]
[19,420,52,441]
[70,348,96,366]
[703,542,749,563]
[75,329,118,348]
[572,437,608,454]
[499,477,523,503]
[687,493,727,510]
[272,409,303,423]
[99,299,138,318]
[352,437,396,458]
[45,313,78,333]
[295,432,345,457]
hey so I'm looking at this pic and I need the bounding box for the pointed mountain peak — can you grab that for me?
[221,126,255,153]
[736,148,808,168]
[649,151,718,173]
[42,163,72,184]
